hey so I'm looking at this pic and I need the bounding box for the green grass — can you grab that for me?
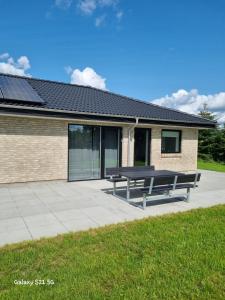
[198,159,225,172]
[1,206,225,300]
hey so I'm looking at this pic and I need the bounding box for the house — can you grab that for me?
[0,73,216,183]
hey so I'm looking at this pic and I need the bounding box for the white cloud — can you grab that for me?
[78,0,97,15]
[152,89,225,124]
[65,65,73,74]
[77,0,119,15]
[0,53,10,60]
[98,0,118,7]
[55,0,72,9]
[116,10,123,21]
[0,53,31,77]
[54,0,123,25]
[68,66,107,90]
[17,56,30,70]
[95,14,106,27]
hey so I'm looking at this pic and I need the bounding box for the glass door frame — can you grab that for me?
[134,128,151,166]
[68,124,122,181]
[100,126,122,178]
[68,124,102,181]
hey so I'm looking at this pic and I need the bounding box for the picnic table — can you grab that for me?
[119,169,184,201]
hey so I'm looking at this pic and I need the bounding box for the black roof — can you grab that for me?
[0,73,216,128]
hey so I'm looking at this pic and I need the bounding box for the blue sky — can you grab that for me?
[0,0,225,121]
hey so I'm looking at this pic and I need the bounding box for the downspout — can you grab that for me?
[127,117,139,166]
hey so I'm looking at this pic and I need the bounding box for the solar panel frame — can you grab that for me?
[0,86,3,99]
[0,76,45,104]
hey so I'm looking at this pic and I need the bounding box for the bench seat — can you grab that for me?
[141,183,197,193]
[141,173,201,209]
[107,177,127,183]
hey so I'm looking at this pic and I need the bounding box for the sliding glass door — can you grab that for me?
[102,127,121,176]
[68,125,101,181]
[134,128,151,166]
[68,125,121,181]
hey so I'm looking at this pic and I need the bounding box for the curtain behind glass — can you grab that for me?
[69,125,100,180]
[104,127,119,175]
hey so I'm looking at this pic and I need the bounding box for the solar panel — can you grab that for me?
[0,76,45,104]
[0,86,3,99]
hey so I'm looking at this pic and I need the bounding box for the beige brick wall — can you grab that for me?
[0,116,68,183]
[123,125,198,172]
[0,115,198,183]
[150,126,198,171]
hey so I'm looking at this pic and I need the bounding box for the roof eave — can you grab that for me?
[0,104,216,129]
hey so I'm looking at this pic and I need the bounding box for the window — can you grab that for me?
[161,130,181,153]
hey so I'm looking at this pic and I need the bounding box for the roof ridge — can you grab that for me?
[0,72,216,124]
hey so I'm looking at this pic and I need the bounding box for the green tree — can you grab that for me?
[211,128,225,162]
[198,104,216,161]
[199,103,216,121]
[198,104,225,163]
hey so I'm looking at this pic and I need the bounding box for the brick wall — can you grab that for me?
[150,126,198,171]
[122,125,198,171]
[0,115,198,183]
[0,116,68,183]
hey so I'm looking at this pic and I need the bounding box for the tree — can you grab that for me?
[211,129,225,162]
[198,104,225,163]
[198,104,217,161]
[199,103,216,121]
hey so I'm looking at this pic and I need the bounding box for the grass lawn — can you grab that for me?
[1,206,225,300]
[198,159,225,172]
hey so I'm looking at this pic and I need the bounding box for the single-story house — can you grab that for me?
[0,73,216,184]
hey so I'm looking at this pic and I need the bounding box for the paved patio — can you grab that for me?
[0,170,225,247]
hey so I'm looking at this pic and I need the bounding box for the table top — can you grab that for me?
[119,169,183,180]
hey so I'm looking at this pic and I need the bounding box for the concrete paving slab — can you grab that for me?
[0,169,224,247]
[23,213,60,227]
[0,195,14,203]
[0,208,20,220]
[62,218,99,232]
[39,195,67,204]
[17,205,50,217]
[0,201,17,210]
[47,200,85,212]
[0,187,10,197]
[15,198,43,207]
[0,217,27,234]
[9,187,33,197]
[54,208,86,222]
[28,223,67,239]
[12,194,39,201]
[0,228,32,246]
[81,206,126,226]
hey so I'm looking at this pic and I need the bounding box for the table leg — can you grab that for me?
[126,178,130,201]
[113,181,116,195]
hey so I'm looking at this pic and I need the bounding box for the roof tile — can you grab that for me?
[0,73,216,127]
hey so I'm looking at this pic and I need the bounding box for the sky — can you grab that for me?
[0,0,225,122]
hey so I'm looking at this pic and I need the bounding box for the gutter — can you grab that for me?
[127,117,139,166]
[0,103,216,129]
[0,103,216,128]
